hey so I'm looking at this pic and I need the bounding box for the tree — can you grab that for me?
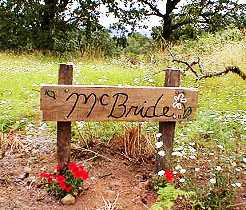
[0,0,71,50]
[0,0,115,54]
[108,0,246,41]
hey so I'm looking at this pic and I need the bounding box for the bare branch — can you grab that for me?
[169,50,246,81]
[198,66,246,80]
[140,0,165,18]
[169,50,200,78]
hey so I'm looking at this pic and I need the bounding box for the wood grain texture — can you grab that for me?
[41,85,198,122]
[57,64,73,169]
[157,69,181,171]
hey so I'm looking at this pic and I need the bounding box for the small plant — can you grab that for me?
[40,162,89,198]
[191,171,237,210]
[151,184,192,210]
[151,169,192,210]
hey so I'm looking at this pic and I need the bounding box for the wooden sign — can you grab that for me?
[40,85,198,122]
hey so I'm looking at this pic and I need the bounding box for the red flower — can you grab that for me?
[64,185,72,192]
[40,172,49,178]
[68,162,78,172]
[58,180,72,192]
[54,165,62,172]
[68,163,89,181]
[164,169,174,183]
[40,172,53,183]
[73,168,89,180]
[56,175,66,183]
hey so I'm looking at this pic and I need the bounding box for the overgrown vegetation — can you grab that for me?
[0,27,245,209]
[1,0,245,55]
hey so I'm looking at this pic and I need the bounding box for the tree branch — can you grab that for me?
[140,0,165,18]
[169,51,246,81]
[166,0,181,14]
[171,18,192,30]
[198,66,246,80]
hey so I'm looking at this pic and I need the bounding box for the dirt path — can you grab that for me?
[1,134,245,210]
[0,134,156,210]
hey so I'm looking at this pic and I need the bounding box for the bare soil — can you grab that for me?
[0,133,245,210]
[0,134,156,210]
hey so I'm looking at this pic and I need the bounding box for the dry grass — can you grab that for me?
[96,194,119,210]
[0,130,26,156]
[109,124,155,160]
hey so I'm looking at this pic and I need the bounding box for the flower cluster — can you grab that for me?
[68,162,89,180]
[155,133,165,157]
[56,175,72,192]
[158,169,175,183]
[40,162,89,197]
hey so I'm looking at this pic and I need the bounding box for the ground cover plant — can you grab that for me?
[0,28,245,209]
[40,162,89,198]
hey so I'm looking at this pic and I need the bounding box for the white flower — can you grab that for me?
[39,123,48,130]
[171,151,183,157]
[172,93,187,110]
[235,168,241,172]
[158,150,165,157]
[235,182,241,187]
[175,165,182,171]
[179,178,185,183]
[189,155,196,160]
[174,146,184,151]
[215,166,222,171]
[231,182,241,188]
[158,170,165,176]
[243,158,246,163]
[195,168,200,172]
[77,121,85,129]
[209,178,216,184]
[217,144,224,149]
[156,133,162,138]
[189,142,195,146]
[189,146,196,153]
[180,169,186,174]
[155,141,163,149]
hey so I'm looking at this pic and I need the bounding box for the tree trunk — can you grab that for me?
[161,15,172,40]
[40,0,58,49]
[160,0,181,42]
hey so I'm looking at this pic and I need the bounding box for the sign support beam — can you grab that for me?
[157,69,181,171]
[57,64,73,169]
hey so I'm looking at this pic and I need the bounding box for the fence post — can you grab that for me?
[157,68,181,171]
[57,64,73,169]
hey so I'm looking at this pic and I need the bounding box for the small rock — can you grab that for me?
[61,194,76,205]
[15,153,25,158]
[24,166,32,174]
[26,176,36,185]
[18,172,29,180]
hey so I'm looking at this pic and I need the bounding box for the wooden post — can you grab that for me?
[57,64,73,169]
[157,68,181,171]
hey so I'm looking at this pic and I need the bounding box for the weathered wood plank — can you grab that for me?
[40,85,198,122]
[57,64,73,169]
[157,69,181,171]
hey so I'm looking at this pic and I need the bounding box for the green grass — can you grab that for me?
[0,29,245,209]
[0,29,245,135]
